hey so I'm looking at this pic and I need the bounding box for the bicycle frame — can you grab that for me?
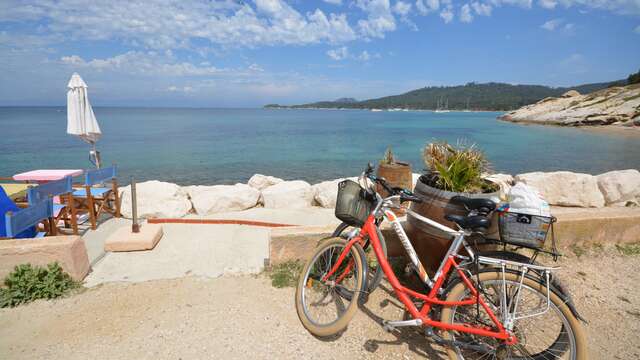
[324,195,515,342]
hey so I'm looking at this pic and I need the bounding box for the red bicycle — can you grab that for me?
[295,164,586,359]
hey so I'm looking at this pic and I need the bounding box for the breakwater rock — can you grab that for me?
[117,170,640,219]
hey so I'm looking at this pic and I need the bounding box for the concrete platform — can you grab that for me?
[104,223,163,252]
[84,223,270,287]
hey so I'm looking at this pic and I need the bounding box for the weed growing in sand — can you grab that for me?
[570,244,586,258]
[0,263,79,308]
[615,243,640,256]
[269,260,303,288]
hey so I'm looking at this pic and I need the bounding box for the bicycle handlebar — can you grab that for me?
[363,163,422,203]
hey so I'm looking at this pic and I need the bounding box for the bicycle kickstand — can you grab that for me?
[382,319,423,332]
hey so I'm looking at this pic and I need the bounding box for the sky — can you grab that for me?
[0,0,639,107]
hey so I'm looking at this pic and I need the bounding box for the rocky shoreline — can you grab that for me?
[500,84,640,127]
[118,170,640,220]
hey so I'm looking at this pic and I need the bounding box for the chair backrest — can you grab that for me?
[27,176,73,205]
[85,165,117,186]
[4,199,53,238]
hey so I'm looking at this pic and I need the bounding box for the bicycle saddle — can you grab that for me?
[450,196,496,213]
[444,214,492,230]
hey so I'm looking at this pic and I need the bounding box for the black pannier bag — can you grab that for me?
[334,180,374,227]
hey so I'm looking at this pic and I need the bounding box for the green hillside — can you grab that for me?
[266,80,624,111]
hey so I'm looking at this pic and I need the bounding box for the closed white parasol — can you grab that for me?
[67,72,102,168]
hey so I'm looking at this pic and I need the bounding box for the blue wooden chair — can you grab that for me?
[72,165,121,230]
[2,198,55,239]
[27,176,78,235]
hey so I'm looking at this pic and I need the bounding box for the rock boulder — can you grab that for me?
[514,171,605,208]
[262,180,314,209]
[596,169,640,206]
[312,179,344,208]
[248,174,284,190]
[119,180,192,219]
[186,184,260,215]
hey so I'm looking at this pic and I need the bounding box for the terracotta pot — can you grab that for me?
[377,161,412,215]
[404,175,500,274]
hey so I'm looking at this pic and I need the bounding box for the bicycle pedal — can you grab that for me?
[382,321,395,333]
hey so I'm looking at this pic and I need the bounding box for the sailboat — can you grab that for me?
[463,97,471,112]
[435,97,450,113]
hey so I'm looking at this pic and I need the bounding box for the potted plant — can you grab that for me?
[376,146,412,215]
[404,140,500,272]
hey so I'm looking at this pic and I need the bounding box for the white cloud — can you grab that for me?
[440,5,455,23]
[541,18,563,30]
[460,3,474,22]
[416,0,441,14]
[394,1,413,15]
[472,2,493,15]
[323,0,343,4]
[248,63,264,72]
[60,51,224,76]
[491,0,532,8]
[326,47,379,61]
[538,0,557,9]
[635,25,640,34]
[327,46,349,60]
[358,51,372,61]
[356,0,397,38]
[167,85,195,93]
[1,0,358,50]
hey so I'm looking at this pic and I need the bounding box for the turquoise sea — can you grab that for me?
[1,107,638,185]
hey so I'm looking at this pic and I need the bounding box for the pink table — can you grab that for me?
[13,169,83,183]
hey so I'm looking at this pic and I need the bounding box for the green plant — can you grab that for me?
[422,140,495,193]
[616,242,640,256]
[269,260,303,288]
[0,263,79,308]
[380,146,396,165]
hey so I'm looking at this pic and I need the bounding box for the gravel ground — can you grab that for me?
[0,247,638,359]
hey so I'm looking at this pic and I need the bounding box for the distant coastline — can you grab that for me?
[265,80,623,112]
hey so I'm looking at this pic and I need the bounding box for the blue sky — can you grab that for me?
[0,0,639,107]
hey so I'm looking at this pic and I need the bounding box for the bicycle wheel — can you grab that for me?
[332,222,387,301]
[440,271,587,360]
[295,237,365,337]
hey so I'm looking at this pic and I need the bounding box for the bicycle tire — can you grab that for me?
[295,237,365,337]
[440,270,587,360]
[332,222,387,303]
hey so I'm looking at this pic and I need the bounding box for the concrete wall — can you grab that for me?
[269,207,640,264]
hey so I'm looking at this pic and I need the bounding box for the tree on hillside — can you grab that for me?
[628,69,640,85]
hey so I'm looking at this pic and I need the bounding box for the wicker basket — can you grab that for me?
[334,180,374,227]
[498,211,555,249]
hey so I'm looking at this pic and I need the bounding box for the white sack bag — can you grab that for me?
[507,182,551,217]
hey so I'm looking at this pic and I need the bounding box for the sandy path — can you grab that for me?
[1,249,638,359]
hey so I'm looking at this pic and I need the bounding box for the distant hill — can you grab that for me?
[265,80,625,111]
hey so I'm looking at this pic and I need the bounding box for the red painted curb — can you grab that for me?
[146,218,294,228]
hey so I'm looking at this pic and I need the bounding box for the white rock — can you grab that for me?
[247,174,283,190]
[119,180,192,219]
[596,169,640,206]
[186,184,260,215]
[514,171,605,208]
[262,180,314,209]
[312,179,344,208]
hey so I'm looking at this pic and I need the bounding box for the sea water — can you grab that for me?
[1,107,638,185]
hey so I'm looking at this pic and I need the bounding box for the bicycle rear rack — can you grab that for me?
[475,256,558,331]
